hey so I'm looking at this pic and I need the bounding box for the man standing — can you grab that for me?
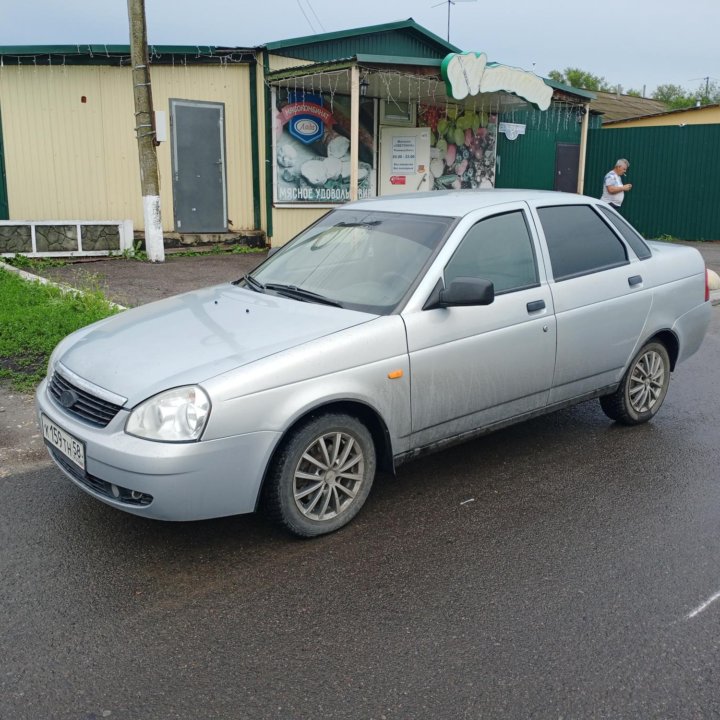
[601,159,632,211]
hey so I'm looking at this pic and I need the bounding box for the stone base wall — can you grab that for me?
[0,221,133,257]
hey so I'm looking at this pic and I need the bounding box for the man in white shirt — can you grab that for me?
[601,159,632,211]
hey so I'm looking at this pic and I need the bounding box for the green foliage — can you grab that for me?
[116,243,266,261]
[4,254,68,270]
[652,80,720,109]
[117,241,149,261]
[548,67,613,92]
[0,268,120,391]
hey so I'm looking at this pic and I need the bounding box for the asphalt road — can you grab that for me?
[2,310,719,720]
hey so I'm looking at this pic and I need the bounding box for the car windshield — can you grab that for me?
[248,209,455,314]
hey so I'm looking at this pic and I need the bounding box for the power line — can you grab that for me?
[305,0,326,32]
[296,0,317,33]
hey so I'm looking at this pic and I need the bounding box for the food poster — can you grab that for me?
[419,105,498,190]
[274,90,376,204]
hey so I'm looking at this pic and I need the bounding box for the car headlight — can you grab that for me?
[126,386,211,442]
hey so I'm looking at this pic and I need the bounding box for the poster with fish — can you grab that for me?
[274,90,376,203]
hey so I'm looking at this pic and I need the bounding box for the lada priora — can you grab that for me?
[37,190,712,536]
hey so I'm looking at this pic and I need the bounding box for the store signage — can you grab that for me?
[441,52,553,111]
[280,92,333,145]
[390,176,407,185]
[391,136,417,174]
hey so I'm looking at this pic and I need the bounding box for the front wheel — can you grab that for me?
[263,413,377,537]
[599,341,671,425]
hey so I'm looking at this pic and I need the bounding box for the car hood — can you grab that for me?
[56,284,375,407]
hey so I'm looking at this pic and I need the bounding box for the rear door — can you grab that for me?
[170,99,227,233]
[403,204,556,449]
[531,202,652,403]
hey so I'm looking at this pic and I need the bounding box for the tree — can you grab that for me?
[652,80,720,109]
[652,84,694,109]
[548,67,613,92]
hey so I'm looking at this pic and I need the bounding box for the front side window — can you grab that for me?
[250,210,454,314]
[444,211,539,294]
[538,205,628,281]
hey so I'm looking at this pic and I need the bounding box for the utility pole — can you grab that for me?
[127,0,164,262]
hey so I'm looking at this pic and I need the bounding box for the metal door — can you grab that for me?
[554,143,579,193]
[170,99,227,233]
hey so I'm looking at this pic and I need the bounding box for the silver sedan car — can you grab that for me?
[36,190,712,536]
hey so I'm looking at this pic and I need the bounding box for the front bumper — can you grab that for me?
[36,379,281,521]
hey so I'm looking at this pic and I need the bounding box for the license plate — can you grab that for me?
[42,414,86,471]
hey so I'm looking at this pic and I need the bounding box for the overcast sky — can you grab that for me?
[2,0,718,96]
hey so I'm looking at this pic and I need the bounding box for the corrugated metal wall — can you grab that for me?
[495,106,600,191]
[586,126,720,240]
[0,63,254,233]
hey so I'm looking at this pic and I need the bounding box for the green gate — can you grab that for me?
[586,125,720,240]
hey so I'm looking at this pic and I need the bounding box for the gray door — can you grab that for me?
[170,99,227,233]
[554,143,579,193]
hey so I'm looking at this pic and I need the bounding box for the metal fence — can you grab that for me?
[585,125,720,241]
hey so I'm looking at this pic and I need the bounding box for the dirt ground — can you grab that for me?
[26,250,267,308]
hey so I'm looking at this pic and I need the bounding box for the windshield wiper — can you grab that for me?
[240,274,266,293]
[264,283,343,307]
[335,220,381,228]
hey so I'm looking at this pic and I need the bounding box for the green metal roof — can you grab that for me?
[543,78,596,101]
[264,18,460,61]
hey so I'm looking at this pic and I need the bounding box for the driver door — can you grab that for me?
[403,207,557,449]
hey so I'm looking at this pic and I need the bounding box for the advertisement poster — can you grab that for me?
[274,90,376,204]
[419,105,498,189]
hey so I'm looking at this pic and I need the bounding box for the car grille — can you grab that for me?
[50,448,153,507]
[49,371,123,427]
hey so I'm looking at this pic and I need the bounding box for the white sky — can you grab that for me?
[2,0,718,96]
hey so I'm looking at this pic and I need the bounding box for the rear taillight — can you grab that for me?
[706,269,711,302]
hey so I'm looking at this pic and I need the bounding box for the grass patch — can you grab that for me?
[0,268,121,392]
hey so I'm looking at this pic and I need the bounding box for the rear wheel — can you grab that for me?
[600,341,671,425]
[263,413,376,537]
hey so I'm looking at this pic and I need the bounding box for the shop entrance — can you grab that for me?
[170,99,227,233]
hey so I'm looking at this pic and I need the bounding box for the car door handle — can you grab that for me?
[628,275,643,287]
[526,299,546,313]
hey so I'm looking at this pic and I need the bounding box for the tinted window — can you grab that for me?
[538,205,628,281]
[445,211,538,294]
[597,205,652,259]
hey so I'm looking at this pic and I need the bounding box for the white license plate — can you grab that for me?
[42,415,86,471]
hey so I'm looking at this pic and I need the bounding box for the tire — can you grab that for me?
[599,341,671,425]
[263,413,377,537]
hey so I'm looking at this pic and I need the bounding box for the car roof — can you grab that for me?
[345,189,596,217]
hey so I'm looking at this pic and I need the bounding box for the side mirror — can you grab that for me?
[424,277,495,310]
